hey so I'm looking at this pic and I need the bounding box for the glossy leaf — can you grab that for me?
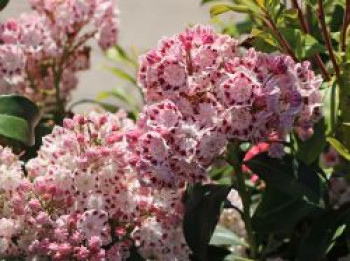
[245,153,321,203]
[183,184,231,261]
[327,137,350,161]
[253,187,319,234]
[0,95,40,146]
[210,225,248,247]
[210,4,251,17]
[295,119,327,165]
[322,81,338,135]
[296,209,348,261]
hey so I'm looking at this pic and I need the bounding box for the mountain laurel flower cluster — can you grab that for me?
[0,112,190,260]
[134,25,323,188]
[0,0,118,108]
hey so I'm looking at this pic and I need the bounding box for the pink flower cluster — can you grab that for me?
[0,112,190,260]
[133,25,323,188]
[0,0,118,107]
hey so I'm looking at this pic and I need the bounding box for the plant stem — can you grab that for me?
[317,0,341,82]
[228,142,257,259]
[54,66,64,125]
[262,11,298,61]
[291,0,330,81]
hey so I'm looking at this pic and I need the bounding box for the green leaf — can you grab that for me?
[326,137,350,161]
[302,34,327,58]
[245,153,321,203]
[295,119,327,165]
[210,225,248,247]
[98,89,131,105]
[105,67,137,86]
[282,8,298,19]
[201,0,218,4]
[296,209,348,261]
[105,45,138,68]
[69,99,120,113]
[277,28,326,59]
[253,187,319,234]
[251,28,280,53]
[191,245,232,261]
[256,0,265,7]
[0,95,40,146]
[210,4,250,17]
[322,81,338,135]
[233,0,261,13]
[97,89,140,115]
[0,0,10,11]
[183,184,231,261]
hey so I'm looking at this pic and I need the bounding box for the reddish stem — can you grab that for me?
[291,0,330,81]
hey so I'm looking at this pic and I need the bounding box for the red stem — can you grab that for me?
[291,0,330,81]
[317,0,341,81]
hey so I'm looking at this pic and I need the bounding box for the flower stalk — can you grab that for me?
[317,0,341,82]
[228,142,257,259]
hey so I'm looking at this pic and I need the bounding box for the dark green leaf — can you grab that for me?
[296,209,348,261]
[253,187,319,234]
[0,95,40,146]
[245,153,320,203]
[295,119,327,165]
[296,161,324,205]
[0,0,10,11]
[184,184,231,261]
[191,245,231,261]
[201,0,218,4]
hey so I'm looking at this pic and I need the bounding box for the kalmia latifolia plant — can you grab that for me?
[0,0,350,260]
[0,0,118,120]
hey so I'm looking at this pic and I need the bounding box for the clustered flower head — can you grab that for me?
[0,112,190,260]
[0,0,118,108]
[134,25,323,188]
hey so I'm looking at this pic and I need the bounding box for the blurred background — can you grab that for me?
[1,1,210,110]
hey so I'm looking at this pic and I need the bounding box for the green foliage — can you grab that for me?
[245,153,325,205]
[296,208,348,261]
[210,225,248,247]
[100,45,143,117]
[252,187,319,235]
[183,184,231,261]
[327,137,350,161]
[0,0,9,11]
[295,119,327,165]
[0,95,40,146]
